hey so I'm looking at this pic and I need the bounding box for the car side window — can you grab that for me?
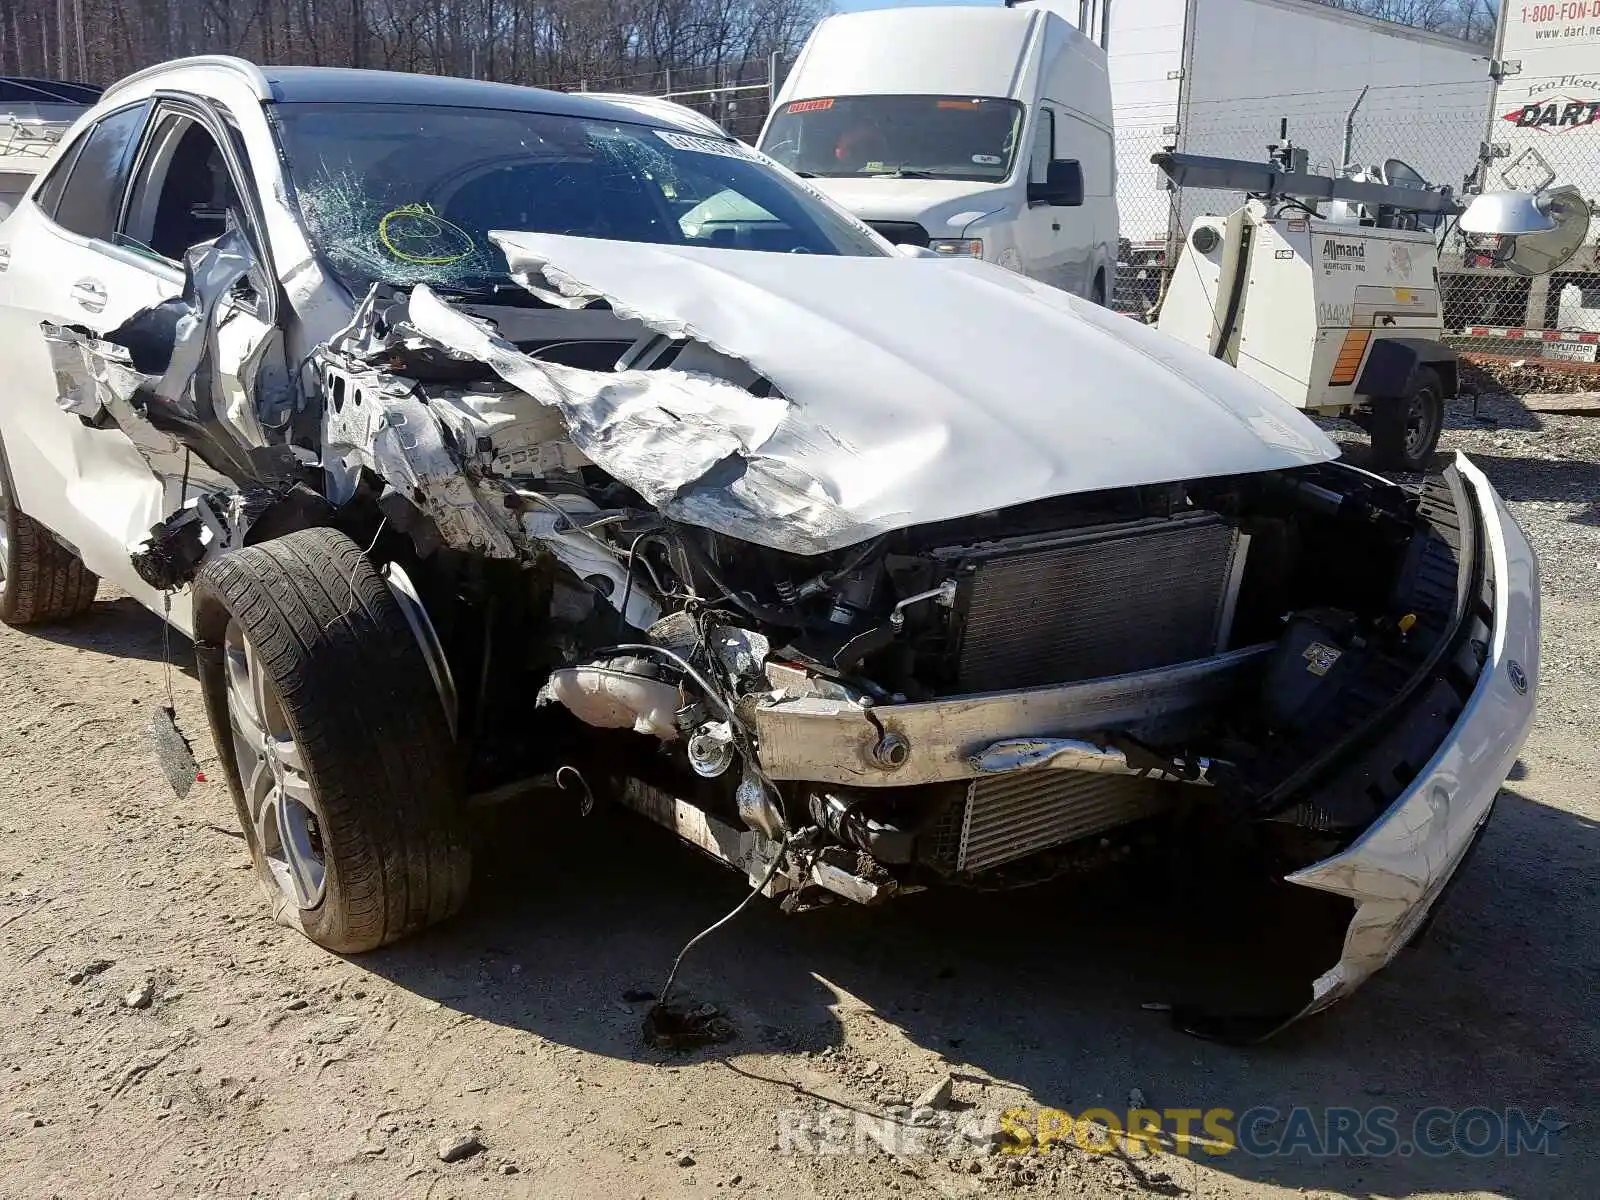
[121,113,246,264]
[31,135,88,219]
[49,105,147,242]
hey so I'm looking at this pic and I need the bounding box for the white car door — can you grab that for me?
[0,100,178,600]
[0,99,282,623]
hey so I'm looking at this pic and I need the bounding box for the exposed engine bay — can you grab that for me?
[43,228,1508,1039]
[424,443,1481,905]
[299,278,1485,917]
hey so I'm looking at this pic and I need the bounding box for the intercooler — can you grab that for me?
[935,512,1244,874]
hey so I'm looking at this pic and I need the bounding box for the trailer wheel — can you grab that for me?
[193,527,470,953]
[1370,367,1444,473]
[0,434,98,627]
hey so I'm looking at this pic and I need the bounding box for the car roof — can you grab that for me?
[260,66,689,129]
[580,92,729,138]
[100,58,726,139]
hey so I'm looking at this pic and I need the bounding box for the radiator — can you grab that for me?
[956,512,1242,693]
[937,513,1243,873]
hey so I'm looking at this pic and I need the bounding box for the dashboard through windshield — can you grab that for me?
[269,101,886,295]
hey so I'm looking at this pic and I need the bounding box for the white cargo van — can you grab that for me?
[758,0,1118,303]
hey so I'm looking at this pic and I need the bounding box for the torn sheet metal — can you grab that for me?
[43,230,302,492]
[318,359,519,558]
[44,323,226,489]
[478,230,1338,554]
[392,287,804,531]
[969,737,1212,784]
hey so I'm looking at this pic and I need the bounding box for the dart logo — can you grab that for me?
[1502,96,1600,132]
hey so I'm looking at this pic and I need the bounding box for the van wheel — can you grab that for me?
[1091,271,1108,307]
[193,527,470,953]
[0,436,98,627]
[1370,367,1444,473]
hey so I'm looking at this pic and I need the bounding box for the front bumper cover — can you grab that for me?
[1277,453,1539,1027]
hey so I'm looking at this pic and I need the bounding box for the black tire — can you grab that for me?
[0,434,98,626]
[1370,367,1445,473]
[1091,271,1108,307]
[193,526,470,953]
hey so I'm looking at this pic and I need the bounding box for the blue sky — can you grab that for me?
[832,0,1002,12]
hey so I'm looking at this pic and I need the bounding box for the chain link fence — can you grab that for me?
[1114,108,1600,359]
[553,56,784,145]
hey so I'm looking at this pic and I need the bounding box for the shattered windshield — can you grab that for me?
[760,95,1023,182]
[270,102,886,295]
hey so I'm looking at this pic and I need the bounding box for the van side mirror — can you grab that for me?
[1028,159,1083,207]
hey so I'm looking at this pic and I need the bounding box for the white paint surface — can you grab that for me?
[490,230,1337,552]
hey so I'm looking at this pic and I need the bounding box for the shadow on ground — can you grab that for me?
[357,781,1595,1198]
[1451,452,1600,526]
[27,594,199,677]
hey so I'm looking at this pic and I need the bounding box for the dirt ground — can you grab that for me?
[1,391,1595,1200]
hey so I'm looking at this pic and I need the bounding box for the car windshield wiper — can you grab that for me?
[879,167,936,179]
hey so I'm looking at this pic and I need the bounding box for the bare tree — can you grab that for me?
[0,0,823,104]
[1309,0,1500,43]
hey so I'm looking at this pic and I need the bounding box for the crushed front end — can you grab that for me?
[65,228,1535,1035]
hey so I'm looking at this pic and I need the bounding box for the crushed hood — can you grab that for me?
[480,232,1336,554]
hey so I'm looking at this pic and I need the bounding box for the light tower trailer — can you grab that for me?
[1152,136,1589,471]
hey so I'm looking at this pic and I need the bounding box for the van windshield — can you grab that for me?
[760,95,1023,182]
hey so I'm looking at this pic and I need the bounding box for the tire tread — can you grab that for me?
[0,507,98,626]
[193,527,468,952]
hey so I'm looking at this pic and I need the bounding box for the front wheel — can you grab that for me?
[1370,367,1445,473]
[193,527,470,952]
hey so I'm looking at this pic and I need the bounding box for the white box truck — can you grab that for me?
[1451,3,1600,350]
[757,0,1119,303]
[1099,0,1492,310]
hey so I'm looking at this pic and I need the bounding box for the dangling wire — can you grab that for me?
[655,836,791,1008]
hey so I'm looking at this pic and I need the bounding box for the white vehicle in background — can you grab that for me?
[758,0,1118,303]
[0,78,103,220]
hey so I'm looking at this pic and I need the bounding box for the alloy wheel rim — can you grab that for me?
[224,620,327,909]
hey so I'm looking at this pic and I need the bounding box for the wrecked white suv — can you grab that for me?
[0,59,1538,1037]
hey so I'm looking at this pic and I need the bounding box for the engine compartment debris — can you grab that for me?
[38,222,1527,1039]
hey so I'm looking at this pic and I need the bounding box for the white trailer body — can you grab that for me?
[1476,3,1600,339]
[1100,0,1491,261]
